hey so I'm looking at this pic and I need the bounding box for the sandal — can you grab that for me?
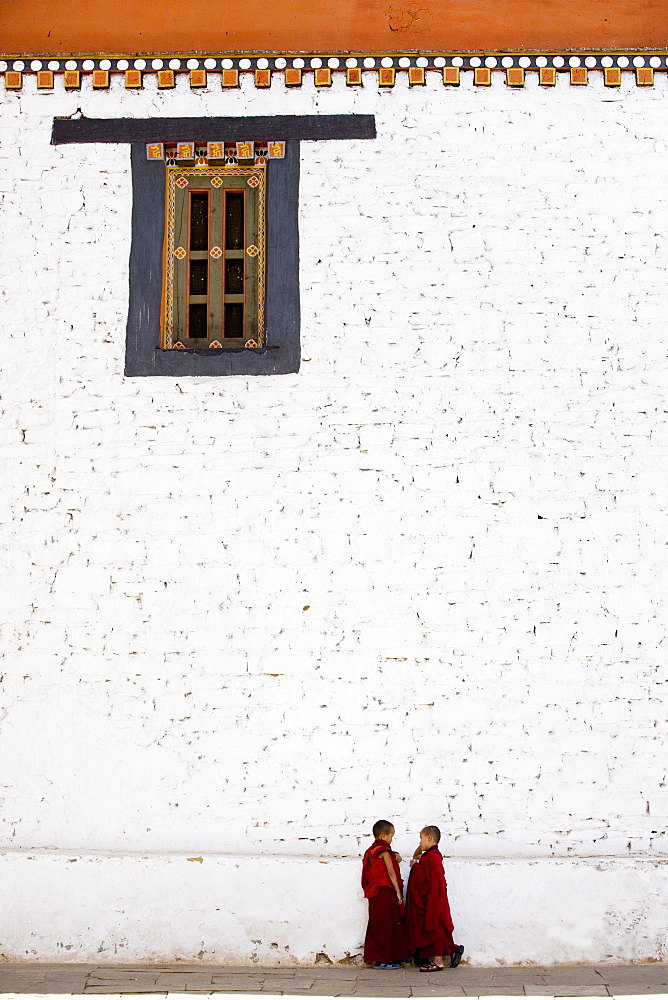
[450,945,464,968]
[419,962,443,972]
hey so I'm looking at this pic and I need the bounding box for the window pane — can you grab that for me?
[224,303,244,339]
[190,192,209,251]
[190,259,208,295]
[225,259,244,295]
[225,192,244,250]
[188,303,208,338]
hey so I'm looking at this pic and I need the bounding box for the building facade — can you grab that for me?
[1,0,667,965]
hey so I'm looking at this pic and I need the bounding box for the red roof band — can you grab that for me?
[1,0,667,55]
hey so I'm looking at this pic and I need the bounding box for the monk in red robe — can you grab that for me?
[406,825,464,972]
[361,820,409,969]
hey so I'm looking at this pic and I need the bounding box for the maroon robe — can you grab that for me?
[362,840,409,965]
[405,845,458,959]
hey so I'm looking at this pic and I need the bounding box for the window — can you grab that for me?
[127,139,300,376]
[162,154,268,349]
[51,114,376,377]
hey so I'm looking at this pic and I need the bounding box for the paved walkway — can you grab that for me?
[1,963,667,997]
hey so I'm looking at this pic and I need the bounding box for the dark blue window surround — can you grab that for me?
[51,115,376,377]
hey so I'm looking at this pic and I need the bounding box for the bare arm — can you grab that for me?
[381,851,403,904]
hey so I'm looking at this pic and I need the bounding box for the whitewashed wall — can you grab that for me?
[1,70,667,964]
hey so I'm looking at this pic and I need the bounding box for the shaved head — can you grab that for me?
[421,825,441,843]
[373,819,395,838]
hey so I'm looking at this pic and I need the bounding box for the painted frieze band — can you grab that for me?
[146,140,286,164]
[2,52,666,90]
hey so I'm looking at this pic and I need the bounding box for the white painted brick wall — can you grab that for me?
[0,70,667,963]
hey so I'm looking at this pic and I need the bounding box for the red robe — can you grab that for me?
[362,840,409,965]
[405,845,458,959]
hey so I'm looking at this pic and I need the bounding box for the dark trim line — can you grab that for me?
[124,139,301,376]
[52,114,376,145]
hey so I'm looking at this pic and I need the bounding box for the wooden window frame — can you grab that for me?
[165,169,264,349]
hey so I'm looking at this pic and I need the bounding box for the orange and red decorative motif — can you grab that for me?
[222,69,239,87]
[539,67,557,85]
[604,67,622,85]
[144,141,286,165]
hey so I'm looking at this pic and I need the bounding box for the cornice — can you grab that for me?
[2,51,666,91]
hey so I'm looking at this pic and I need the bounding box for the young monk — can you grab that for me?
[361,819,409,969]
[406,825,464,971]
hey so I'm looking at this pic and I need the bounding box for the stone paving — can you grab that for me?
[0,964,668,997]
